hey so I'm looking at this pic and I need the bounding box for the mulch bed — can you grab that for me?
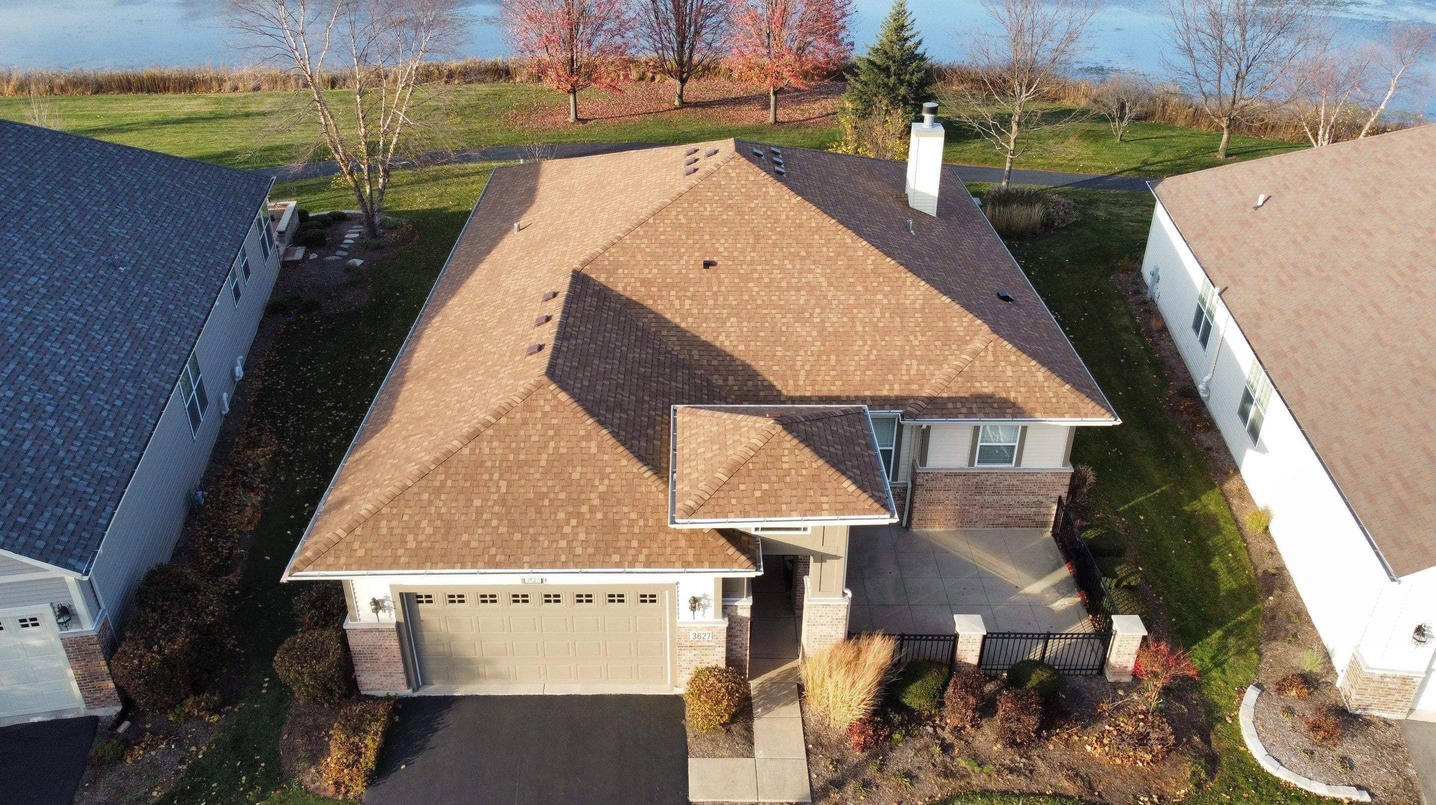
[75,712,224,805]
[279,701,343,796]
[506,79,844,130]
[804,676,1201,804]
[1115,268,1422,802]
[686,699,755,759]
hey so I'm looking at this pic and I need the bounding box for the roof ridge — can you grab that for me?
[675,417,784,519]
[903,333,999,418]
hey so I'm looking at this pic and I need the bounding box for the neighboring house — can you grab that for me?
[1141,124,1436,719]
[0,121,281,723]
[284,108,1116,696]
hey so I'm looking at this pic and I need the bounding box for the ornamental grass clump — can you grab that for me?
[801,634,897,730]
[684,666,749,732]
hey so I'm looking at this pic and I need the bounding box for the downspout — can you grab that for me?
[1197,287,1229,400]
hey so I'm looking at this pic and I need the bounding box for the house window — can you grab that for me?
[446,593,466,605]
[228,262,243,304]
[574,593,595,604]
[751,525,811,536]
[1191,278,1218,349]
[414,593,434,604]
[257,211,274,261]
[869,413,900,479]
[1236,363,1273,443]
[607,593,626,605]
[639,593,659,605]
[510,593,530,605]
[18,617,40,629]
[975,425,1021,467]
[477,593,498,604]
[543,593,562,605]
[179,351,209,436]
[238,252,251,282]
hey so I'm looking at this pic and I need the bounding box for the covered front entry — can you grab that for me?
[405,586,674,693]
[0,609,82,719]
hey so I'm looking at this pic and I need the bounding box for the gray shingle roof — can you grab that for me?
[0,120,273,574]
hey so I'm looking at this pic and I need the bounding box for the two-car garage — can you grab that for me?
[402,586,674,693]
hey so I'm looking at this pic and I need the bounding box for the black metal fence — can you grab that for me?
[977,630,1110,675]
[1051,495,1120,629]
[890,632,957,666]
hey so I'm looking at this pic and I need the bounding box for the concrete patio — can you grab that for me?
[847,525,1093,635]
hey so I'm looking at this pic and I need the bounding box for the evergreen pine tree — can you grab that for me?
[846,0,937,118]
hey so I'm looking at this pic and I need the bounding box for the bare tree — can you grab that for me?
[637,0,728,107]
[948,0,1095,187]
[1285,23,1365,147]
[24,86,60,130]
[1357,22,1435,138]
[228,0,461,237]
[1166,0,1314,159]
[1089,74,1153,142]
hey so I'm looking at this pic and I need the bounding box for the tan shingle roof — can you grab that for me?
[287,140,1112,576]
[1153,124,1436,577]
[672,406,895,523]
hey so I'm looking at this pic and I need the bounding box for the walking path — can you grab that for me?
[255,141,1154,192]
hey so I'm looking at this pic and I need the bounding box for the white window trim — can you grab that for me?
[974,424,1022,467]
[1192,278,1217,350]
[228,263,243,305]
[1237,363,1272,444]
[179,351,208,437]
[257,210,275,261]
[869,412,900,481]
[238,251,251,283]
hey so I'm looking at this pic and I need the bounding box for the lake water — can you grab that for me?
[1,0,1432,111]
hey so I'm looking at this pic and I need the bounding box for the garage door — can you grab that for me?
[406,586,672,691]
[0,610,82,718]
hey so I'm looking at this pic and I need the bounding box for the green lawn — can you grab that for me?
[0,84,1301,177]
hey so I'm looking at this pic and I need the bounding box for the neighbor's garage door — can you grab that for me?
[0,610,83,718]
[406,587,672,691]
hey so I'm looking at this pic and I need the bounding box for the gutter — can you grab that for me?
[289,563,765,580]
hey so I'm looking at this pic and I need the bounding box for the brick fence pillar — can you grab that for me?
[345,621,411,694]
[676,620,729,688]
[1340,650,1424,718]
[953,614,987,666]
[800,592,850,656]
[723,600,752,679]
[791,556,811,617]
[1105,615,1147,683]
[59,617,121,714]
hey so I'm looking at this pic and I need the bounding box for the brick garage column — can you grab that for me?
[723,600,752,678]
[1340,650,1424,718]
[800,593,850,656]
[676,620,729,688]
[1105,615,1147,683]
[953,614,987,666]
[791,556,811,617]
[909,469,1072,530]
[345,621,411,694]
[59,617,121,715]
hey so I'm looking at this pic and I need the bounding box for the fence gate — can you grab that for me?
[977,630,1110,676]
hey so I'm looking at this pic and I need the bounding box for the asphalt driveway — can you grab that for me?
[367,696,687,805]
[0,716,97,805]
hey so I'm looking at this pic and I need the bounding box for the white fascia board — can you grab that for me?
[670,514,899,529]
[289,564,764,583]
[900,416,1120,426]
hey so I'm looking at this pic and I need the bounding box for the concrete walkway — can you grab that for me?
[1403,720,1436,804]
[256,141,1154,192]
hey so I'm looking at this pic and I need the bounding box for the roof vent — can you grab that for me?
[685,147,699,156]
[770,147,782,156]
[513,222,521,233]
[534,314,552,327]
[702,259,718,269]
[1255,194,1271,209]
[774,166,786,176]
[684,156,698,166]
[684,166,699,176]
[705,148,719,158]
[752,148,764,158]
[996,290,1015,303]
[772,157,784,166]
[905,218,914,235]
[526,343,544,356]
[541,290,558,302]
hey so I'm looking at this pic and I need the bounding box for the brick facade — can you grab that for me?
[1340,651,1423,717]
[891,484,910,521]
[676,620,729,687]
[909,470,1072,529]
[59,617,121,714]
[953,614,987,666]
[791,556,810,617]
[800,596,849,656]
[723,601,752,678]
[1104,615,1147,683]
[345,622,411,694]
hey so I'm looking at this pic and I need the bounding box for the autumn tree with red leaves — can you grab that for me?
[728,0,854,124]
[504,0,632,123]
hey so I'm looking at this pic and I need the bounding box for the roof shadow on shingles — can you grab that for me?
[0,120,274,573]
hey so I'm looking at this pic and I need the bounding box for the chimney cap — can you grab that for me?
[920,101,940,128]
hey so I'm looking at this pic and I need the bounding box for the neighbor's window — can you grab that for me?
[574,593,595,605]
[510,593,530,605]
[179,351,209,436]
[1237,363,1273,443]
[975,425,1021,467]
[1191,278,1218,349]
[607,593,626,605]
[638,593,659,605]
[543,593,562,605]
[446,593,466,605]
[228,262,243,304]
[869,413,900,479]
[257,211,274,260]
[238,252,251,282]
[478,593,498,604]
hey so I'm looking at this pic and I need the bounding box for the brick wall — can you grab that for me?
[891,484,910,521]
[59,618,121,714]
[345,622,411,694]
[1340,652,1423,717]
[723,602,751,678]
[791,556,810,617]
[676,620,729,688]
[909,470,1071,529]
[800,597,849,656]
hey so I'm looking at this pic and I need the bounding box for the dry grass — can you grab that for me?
[801,634,897,730]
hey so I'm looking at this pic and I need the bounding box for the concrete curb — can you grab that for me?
[1239,684,1371,802]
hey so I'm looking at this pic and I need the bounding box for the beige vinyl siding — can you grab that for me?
[894,424,919,483]
[0,554,41,577]
[924,424,974,468]
[1016,424,1072,468]
[0,576,73,612]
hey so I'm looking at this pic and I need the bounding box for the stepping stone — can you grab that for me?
[342,238,356,245]
[324,255,341,261]
[335,250,348,257]
[346,259,364,267]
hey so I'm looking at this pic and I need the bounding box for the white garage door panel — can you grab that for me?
[0,612,82,717]
[408,586,672,692]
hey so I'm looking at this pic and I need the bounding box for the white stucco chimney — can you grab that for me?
[906,101,944,217]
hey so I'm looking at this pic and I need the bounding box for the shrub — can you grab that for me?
[801,634,897,730]
[89,737,126,767]
[1041,192,1079,231]
[110,564,228,712]
[275,628,355,705]
[1068,464,1097,501]
[845,714,892,752]
[321,698,395,800]
[1305,706,1347,745]
[1273,673,1315,698]
[1247,507,1274,534]
[1133,641,1199,711]
[326,210,349,224]
[942,664,987,734]
[1005,660,1063,701]
[1097,557,1143,589]
[294,582,349,631]
[894,660,950,713]
[1087,707,1177,766]
[684,666,748,732]
[296,229,328,248]
[995,688,1043,747]
[1084,527,1126,558]
[296,207,311,222]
